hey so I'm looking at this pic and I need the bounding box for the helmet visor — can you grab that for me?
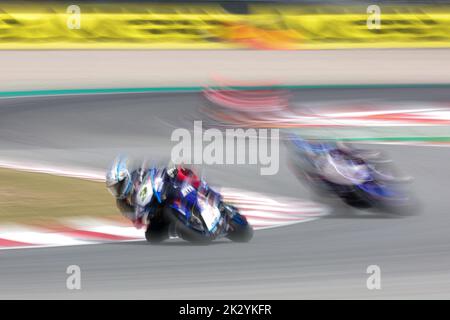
[107,180,125,198]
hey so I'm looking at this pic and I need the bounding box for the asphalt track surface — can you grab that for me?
[1,87,450,299]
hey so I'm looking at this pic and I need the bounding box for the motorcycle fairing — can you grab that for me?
[169,181,224,234]
[197,192,222,232]
[356,181,408,202]
[150,167,165,204]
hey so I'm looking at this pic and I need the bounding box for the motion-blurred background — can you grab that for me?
[1,0,450,299]
[1,0,450,49]
[1,0,449,91]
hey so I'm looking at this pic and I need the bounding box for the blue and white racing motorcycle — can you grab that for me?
[287,135,413,211]
[134,167,253,244]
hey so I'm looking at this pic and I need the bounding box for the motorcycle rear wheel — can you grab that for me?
[226,213,254,243]
[145,214,170,243]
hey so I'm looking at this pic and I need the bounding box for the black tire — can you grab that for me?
[145,215,170,243]
[341,192,372,209]
[227,215,254,243]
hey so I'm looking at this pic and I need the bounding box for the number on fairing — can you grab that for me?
[181,185,194,197]
[137,181,153,207]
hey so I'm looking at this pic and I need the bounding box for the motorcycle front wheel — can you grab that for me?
[226,212,254,243]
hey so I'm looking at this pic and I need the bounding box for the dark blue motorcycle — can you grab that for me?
[134,167,253,244]
[287,135,413,211]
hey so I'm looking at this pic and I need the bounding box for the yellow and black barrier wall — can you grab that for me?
[1,3,449,49]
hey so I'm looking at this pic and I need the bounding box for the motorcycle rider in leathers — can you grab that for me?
[106,156,224,230]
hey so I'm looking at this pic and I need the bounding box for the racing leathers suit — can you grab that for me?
[116,166,216,229]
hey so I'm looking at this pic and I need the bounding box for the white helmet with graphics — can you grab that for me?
[106,155,133,200]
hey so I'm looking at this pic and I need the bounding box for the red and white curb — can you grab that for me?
[206,92,450,128]
[220,188,328,230]
[354,140,450,148]
[0,190,329,250]
[0,162,329,250]
[0,160,104,181]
